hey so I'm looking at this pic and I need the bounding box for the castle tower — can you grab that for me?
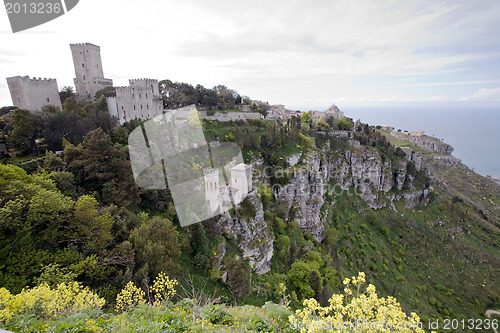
[70,43,113,101]
[113,79,163,124]
[204,168,220,214]
[230,163,252,204]
[7,75,62,111]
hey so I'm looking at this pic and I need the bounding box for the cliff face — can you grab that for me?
[219,192,274,274]
[391,132,454,155]
[220,144,431,274]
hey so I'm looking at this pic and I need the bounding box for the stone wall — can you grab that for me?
[200,111,262,121]
[7,75,61,111]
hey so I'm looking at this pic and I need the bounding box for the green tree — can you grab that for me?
[79,128,140,206]
[226,257,250,303]
[70,195,113,253]
[59,86,75,104]
[94,86,116,100]
[10,109,36,151]
[130,216,180,280]
[335,117,353,130]
[287,260,315,300]
[300,111,312,133]
[190,223,211,271]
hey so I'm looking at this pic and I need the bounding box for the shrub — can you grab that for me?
[115,281,145,312]
[289,272,425,332]
[204,304,234,325]
[0,282,105,322]
[151,271,178,305]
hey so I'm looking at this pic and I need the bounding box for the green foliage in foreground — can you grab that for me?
[1,303,293,333]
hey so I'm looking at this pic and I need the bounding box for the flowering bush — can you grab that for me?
[0,281,105,322]
[289,272,427,333]
[151,271,178,305]
[115,281,145,312]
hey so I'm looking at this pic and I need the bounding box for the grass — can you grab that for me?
[1,302,294,333]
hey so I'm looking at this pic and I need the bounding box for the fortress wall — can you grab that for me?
[7,75,61,111]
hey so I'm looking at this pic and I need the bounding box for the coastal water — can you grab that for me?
[339,106,500,177]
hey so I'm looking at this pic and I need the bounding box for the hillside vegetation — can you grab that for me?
[0,89,499,332]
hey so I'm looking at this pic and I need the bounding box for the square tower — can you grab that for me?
[70,43,113,101]
[230,163,252,204]
[7,75,62,111]
[113,79,163,124]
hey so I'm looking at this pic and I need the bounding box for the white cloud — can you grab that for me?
[1,0,500,107]
[463,87,500,101]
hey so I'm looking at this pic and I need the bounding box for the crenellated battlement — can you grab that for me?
[70,42,100,49]
[8,75,58,83]
[129,78,158,85]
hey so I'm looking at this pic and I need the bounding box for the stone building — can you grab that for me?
[7,75,61,111]
[70,43,113,101]
[204,163,252,215]
[310,104,345,124]
[108,79,164,125]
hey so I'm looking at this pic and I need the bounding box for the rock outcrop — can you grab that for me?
[219,192,274,274]
[221,140,435,274]
[392,132,454,155]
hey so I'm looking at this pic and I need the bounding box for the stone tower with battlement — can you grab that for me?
[230,163,252,204]
[204,168,221,214]
[110,78,163,124]
[70,43,113,101]
[7,75,62,111]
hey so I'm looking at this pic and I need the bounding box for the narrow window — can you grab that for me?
[139,94,141,98]
[83,75,86,80]
[140,105,143,109]
[47,98,50,102]
[146,104,149,109]
[146,93,148,98]
[133,105,136,110]
[82,63,85,68]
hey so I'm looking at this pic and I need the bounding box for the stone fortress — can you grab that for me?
[204,163,252,215]
[7,75,61,111]
[6,43,164,126]
[5,42,344,127]
[107,79,164,124]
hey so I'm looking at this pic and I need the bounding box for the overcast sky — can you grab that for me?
[1,0,500,109]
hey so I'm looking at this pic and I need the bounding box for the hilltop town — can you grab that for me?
[6,42,345,126]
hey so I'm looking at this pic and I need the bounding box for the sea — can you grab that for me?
[334,105,500,177]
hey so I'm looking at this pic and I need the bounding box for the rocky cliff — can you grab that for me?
[222,140,434,274]
[219,192,274,274]
[391,132,454,155]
